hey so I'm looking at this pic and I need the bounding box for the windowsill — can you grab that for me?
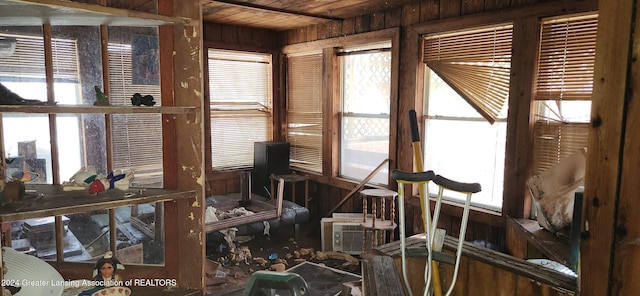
[406,195,504,228]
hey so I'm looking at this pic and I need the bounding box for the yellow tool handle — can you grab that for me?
[409,110,443,296]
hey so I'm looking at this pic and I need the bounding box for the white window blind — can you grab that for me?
[286,53,323,173]
[424,24,513,124]
[108,43,164,186]
[536,14,598,101]
[0,34,78,83]
[533,14,597,174]
[208,49,273,170]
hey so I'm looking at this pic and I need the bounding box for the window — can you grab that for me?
[0,32,84,184]
[286,52,323,173]
[109,33,163,187]
[207,49,273,170]
[533,14,597,174]
[423,24,513,210]
[339,42,392,185]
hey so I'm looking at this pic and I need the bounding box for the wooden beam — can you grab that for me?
[210,0,343,22]
[502,16,539,219]
[413,0,598,35]
[612,4,640,289]
[282,27,399,54]
[581,0,634,295]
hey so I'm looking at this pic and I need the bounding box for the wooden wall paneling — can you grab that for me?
[506,217,529,258]
[286,29,298,44]
[511,0,539,6]
[442,254,470,296]
[354,14,371,33]
[582,0,633,295]
[385,7,402,28]
[472,221,493,243]
[342,18,356,35]
[420,0,440,22]
[328,21,342,38]
[295,27,307,43]
[461,0,485,15]
[469,260,517,295]
[393,255,427,295]
[317,22,330,40]
[437,212,452,234]
[410,202,423,234]
[203,22,222,41]
[439,0,461,19]
[502,16,539,219]
[235,26,253,45]
[515,276,569,296]
[306,25,318,42]
[220,25,239,44]
[485,0,512,10]
[370,12,386,31]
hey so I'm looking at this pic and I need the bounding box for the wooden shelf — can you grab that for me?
[0,0,190,26]
[0,104,197,115]
[0,184,195,222]
[506,216,570,265]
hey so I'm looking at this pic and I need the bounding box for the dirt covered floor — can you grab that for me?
[204,222,362,295]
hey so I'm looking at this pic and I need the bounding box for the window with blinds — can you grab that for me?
[286,52,323,173]
[533,13,597,174]
[108,42,163,186]
[208,49,273,170]
[0,34,79,85]
[423,24,513,124]
[0,32,84,186]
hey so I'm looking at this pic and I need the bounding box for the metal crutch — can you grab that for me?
[392,169,435,296]
[393,170,481,296]
[431,174,481,296]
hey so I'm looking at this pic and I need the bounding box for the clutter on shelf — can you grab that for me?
[62,165,134,194]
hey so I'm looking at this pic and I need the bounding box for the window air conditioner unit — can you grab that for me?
[321,214,385,255]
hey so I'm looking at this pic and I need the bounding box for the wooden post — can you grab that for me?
[581,0,635,295]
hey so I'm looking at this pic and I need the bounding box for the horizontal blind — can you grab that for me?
[108,43,163,186]
[536,14,598,101]
[208,49,273,170]
[533,121,589,174]
[0,34,79,82]
[424,24,513,124]
[286,53,322,173]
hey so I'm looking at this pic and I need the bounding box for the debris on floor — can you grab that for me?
[206,231,362,295]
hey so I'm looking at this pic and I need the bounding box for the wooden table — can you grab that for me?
[269,173,309,207]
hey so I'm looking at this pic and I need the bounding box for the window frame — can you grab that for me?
[205,48,275,172]
[421,23,513,212]
[338,43,393,185]
[281,28,400,190]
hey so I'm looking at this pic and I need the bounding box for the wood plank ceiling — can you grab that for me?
[201,0,419,31]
